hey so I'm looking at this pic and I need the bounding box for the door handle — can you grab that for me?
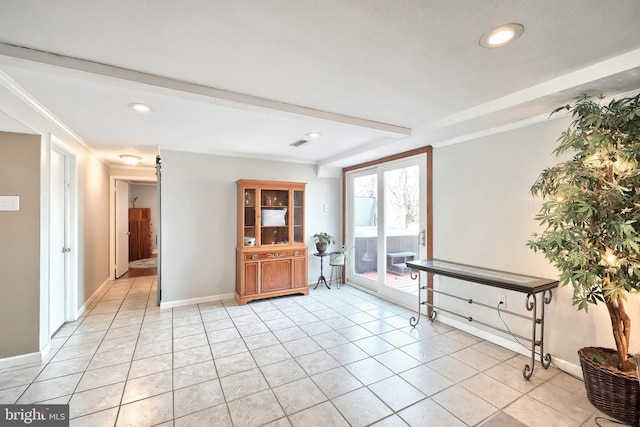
[419,229,426,247]
[62,247,71,253]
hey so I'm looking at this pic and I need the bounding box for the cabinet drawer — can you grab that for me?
[245,250,305,261]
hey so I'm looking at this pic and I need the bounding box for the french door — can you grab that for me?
[346,154,428,306]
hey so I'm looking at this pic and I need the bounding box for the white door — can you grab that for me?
[50,149,67,333]
[115,180,129,278]
[156,156,162,305]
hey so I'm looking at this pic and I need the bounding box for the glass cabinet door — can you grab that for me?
[260,189,289,245]
[293,190,304,243]
[243,189,256,246]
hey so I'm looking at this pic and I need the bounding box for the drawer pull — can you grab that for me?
[267,252,286,258]
[294,251,300,256]
[251,254,258,260]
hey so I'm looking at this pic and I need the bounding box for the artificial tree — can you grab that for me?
[528,94,640,373]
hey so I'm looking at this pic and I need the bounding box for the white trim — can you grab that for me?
[344,281,584,378]
[0,351,42,370]
[430,88,640,149]
[160,293,235,310]
[0,69,106,164]
[50,138,79,324]
[38,134,51,352]
[438,315,582,379]
[552,356,583,379]
[75,278,111,319]
[424,52,640,133]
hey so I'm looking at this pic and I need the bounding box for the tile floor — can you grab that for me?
[0,276,613,426]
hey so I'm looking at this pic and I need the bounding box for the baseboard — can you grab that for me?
[0,351,42,370]
[552,356,583,379]
[75,277,111,319]
[341,281,584,379]
[160,293,235,310]
[438,315,583,379]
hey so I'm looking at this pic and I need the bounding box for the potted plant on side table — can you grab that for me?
[528,94,640,425]
[312,232,335,254]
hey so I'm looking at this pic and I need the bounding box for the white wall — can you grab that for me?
[160,150,341,304]
[432,117,640,374]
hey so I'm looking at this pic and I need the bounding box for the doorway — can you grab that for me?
[49,142,77,335]
[119,180,159,279]
[345,149,432,308]
[110,175,157,280]
[115,180,129,278]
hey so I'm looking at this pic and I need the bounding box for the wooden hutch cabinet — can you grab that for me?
[235,179,308,305]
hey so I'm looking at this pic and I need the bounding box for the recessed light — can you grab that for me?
[120,154,142,165]
[480,23,524,48]
[305,131,322,138]
[129,103,152,113]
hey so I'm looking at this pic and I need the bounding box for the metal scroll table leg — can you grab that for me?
[523,290,554,379]
[410,270,434,327]
[540,290,552,369]
[523,293,537,379]
[409,269,421,327]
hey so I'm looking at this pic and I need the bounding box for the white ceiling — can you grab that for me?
[0,1,639,175]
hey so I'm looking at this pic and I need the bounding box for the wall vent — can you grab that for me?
[290,139,308,147]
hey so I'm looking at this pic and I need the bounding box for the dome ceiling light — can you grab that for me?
[120,154,142,165]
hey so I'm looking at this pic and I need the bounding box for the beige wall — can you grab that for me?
[76,150,110,307]
[0,132,41,358]
[432,117,640,372]
[160,150,341,304]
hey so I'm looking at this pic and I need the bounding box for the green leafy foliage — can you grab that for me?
[528,94,640,311]
[312,232,336,245]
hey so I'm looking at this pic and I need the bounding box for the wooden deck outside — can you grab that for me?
[356,271,418,296]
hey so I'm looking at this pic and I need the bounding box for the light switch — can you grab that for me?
[0,196,19,211]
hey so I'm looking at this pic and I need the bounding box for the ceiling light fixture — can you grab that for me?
[305,131,322,138]
[129,103,152,113]
[480,23,524,48]
[120,154,142,165]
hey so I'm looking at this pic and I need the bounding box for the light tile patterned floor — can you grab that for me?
[0,276,612,426]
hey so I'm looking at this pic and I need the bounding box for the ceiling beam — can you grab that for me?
[0,42,411,138]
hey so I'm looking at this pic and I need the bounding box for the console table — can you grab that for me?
[407,259,558,379]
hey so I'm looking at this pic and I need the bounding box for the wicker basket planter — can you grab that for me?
[578,347,639,426]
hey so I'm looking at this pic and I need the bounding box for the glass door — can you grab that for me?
[346,155,427,306]
[380,160,425,305]
[260,189,289,245]
[348,169,379,292]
